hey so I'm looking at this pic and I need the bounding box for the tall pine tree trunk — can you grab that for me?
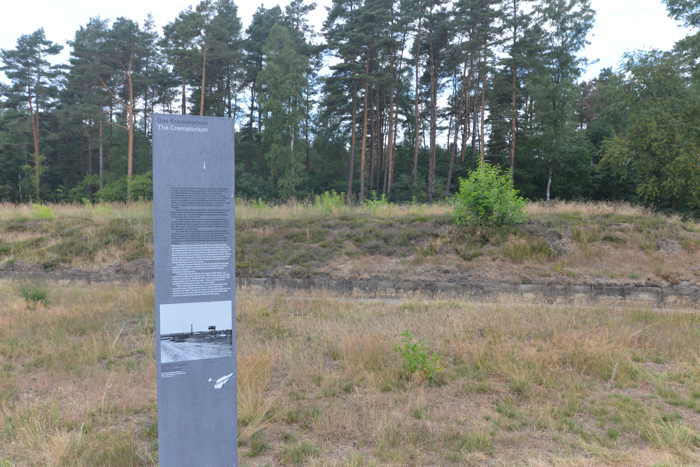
[359,62,370,202]
[460,61,472,160]
[510,64,517,173]
[428,40,437,202]
[446,119,459,196]
[371,93,382,192]
[446,71,459,197]
[28,97,41,201]
[87,126,93,175]
[248,83,256,130]
[479,85,486,163]
[478,58,487,163]
[385,94,396,196]
[304,88,311,172]
[347,91,357,203]
[386,31,406,197]
[412,27,422,186]
[510,0,519,176]
[181,83,187,115]
[126,63,135,202]
[99,119,104,189]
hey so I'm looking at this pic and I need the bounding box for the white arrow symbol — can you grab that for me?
[208,372,233,389]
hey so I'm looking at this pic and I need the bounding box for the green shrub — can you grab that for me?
[247,431,268,457]
[97,173,152,202]
[92,203,114,217]
[18,283,48,305]
[313,190,344,213]
[395,331,443,384]
[31,204,55,220]
[129,172,152,200]
[68,175,100,203]
[501,237,557,263]
[250,198,271,210]
[452,162,526,226]
[364,191,389,213]
[97,178,127,202]
[280,441,319,465]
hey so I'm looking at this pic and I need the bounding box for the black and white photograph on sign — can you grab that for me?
[160,301,233,364]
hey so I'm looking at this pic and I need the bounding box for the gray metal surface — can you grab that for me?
[152,114,236,467]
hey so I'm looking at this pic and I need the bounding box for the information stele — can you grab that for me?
[152,114,236,467]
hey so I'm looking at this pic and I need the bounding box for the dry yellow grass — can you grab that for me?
[525,200,653,218]
[0,199,660,222]
[0,202,152,223]
[2,280,699,466]
[0,200,449,223]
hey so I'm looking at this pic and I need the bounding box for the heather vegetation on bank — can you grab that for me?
[0,201,698,287]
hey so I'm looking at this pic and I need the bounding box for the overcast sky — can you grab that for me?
[160,301,232,334]
[0,0,691,81]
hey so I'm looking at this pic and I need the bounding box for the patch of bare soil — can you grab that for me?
[0,259,152,283]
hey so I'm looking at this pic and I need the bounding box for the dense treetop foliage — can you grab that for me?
[0,0,698,216]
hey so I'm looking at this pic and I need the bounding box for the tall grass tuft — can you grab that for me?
[18,282,48,305]
[31,204,55,220]
[313,190,345,214]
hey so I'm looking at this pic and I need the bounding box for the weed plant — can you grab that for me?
[18,282,48,305]
[364,192,390,214]
[395,331,443,384]
[30,204,54,220]
[313,190,344,214]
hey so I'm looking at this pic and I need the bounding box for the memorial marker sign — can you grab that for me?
[152,115,236,466]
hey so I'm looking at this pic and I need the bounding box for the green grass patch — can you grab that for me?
[501,237,557,263]
[18,282,48,305]
[280,441,319,465]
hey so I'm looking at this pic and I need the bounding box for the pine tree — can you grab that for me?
[258,25,309,199]
[503,0,536,176]
[1,29,63,201]
[323,0,364,201]
[162,6,202,115]
[102,18,153,200]
[62,18,111,190]
[242,5,283,133]
[422,0,450,201]
[663,0,700,27]
[534,0,594,200]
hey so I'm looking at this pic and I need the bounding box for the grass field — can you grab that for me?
[1,280,699,466]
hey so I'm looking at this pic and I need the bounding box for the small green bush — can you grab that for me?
[313,190,344,213]
[129,172,153,200]
[97,173,152,202]
[250,198,271,210]
[247,431,269,457]
[452,162,526,226]
[501,237,557,263]
[31,204,55,220]
[280,441,319,465]
[18,283,48,305]
[364,191,389,213]
[68,175,100,203]
[395,331,443,384]
[97,178,127,202]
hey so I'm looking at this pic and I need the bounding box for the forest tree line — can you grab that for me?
[0,0,698,215]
